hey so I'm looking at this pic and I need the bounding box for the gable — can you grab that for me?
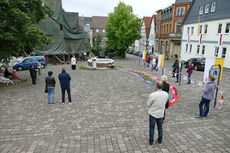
[183,0,230,25]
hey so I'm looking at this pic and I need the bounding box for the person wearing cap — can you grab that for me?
[196,74,216,118]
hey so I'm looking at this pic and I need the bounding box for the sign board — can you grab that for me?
[142,51,146,60]
[203,58,224,82]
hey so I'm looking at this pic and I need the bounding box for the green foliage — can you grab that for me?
[0,0,52,63]
[91,34,103,55]
[106,2,141,57]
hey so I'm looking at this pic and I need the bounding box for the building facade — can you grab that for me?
[135,17,152,54]
[155,0,192,56]
[181,0,230,68]
[148,15,157,54]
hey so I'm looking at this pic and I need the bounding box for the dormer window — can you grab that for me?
[199,6,203,15]
[211,2,216,12]
[205,3,210,14]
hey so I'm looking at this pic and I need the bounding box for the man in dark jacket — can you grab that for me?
[29,65,37,84]
[58,68,71,104]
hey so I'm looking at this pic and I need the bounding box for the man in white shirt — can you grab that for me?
[147,81,169,145]
[71,55,77,70]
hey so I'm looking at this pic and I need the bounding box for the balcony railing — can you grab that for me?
[169,32,182,40]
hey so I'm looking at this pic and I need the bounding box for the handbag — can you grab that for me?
[44,84,48,93]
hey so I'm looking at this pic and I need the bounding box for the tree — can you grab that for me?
[91,33,103,55]
[0,0,52,62]
[106,2,141,57]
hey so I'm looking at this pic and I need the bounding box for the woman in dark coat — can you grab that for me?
[29,65,37,84]
[161,75,170,121]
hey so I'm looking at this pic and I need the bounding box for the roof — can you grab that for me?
[182,0,230,25]
[143,17,152,38]
[92,16,109,29]
[175,0,193,4]
[79,16,92,27]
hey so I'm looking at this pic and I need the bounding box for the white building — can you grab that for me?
[181,0,230,68]
[134,17,151,53]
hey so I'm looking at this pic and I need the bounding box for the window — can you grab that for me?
[186,44,188,52]
[218,24,222,33]
[199,25,202,34]
[205,3,210,14]
[161,41,164,54]
[204,25,208,34]
[222,47,227,58]
[102,29,105,33]
[165,41,169,54]
[181,8,185,15]
[176,8,180,16]
[197,45,200,54]
[176,7,185,16]
[23,59,31,63]
[190,44,192,53]
[187,27,190,35]
[202,45,205,55]
[211,2,216,12]
[199,6,203,15]
[225,23,230,34]
[214,47,219,57]
[96,29,99,32]
[191,27,194,35]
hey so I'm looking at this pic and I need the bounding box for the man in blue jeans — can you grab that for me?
[147,82,168,145]
[58,68,71,104]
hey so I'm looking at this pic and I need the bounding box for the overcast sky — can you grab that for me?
[62,0,175,18]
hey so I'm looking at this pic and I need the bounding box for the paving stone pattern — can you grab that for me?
[0,54,230,153]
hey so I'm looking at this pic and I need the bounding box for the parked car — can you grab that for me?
[13,56,46,71]
[128,51,133,54]
[138,52,143,57]
[184,58,205,71]
[133,51,139,56]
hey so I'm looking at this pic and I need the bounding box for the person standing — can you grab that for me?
[37,60,42,75]
[58,68,71,104]
[187,62,194,84]
[29,65,37,84]
[45,71,56,104]
[196,75,216,118]
[71,55,77,70]
[161,75,170,121]
[172,56,178,77]
[4,68,11,78]
[147,82,169,145]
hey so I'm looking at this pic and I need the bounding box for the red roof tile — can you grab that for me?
[143,17,152,38]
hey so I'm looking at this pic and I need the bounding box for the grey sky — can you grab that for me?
[62,0,175,18]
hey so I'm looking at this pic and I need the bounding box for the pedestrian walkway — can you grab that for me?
[0,55,229,153]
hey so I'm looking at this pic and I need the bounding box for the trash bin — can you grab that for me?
[92,59,97,69]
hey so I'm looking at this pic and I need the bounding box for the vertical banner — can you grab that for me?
[157,54,165,69]
[204,58,225,82]
[142,51,146,60]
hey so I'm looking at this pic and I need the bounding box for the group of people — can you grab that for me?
[172,56,194,84]
[147,72,216,145]
[144,54,159,71]
[45,68,72,104]
[0,67,27,85]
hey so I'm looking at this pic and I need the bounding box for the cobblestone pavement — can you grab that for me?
[0,54,230,153]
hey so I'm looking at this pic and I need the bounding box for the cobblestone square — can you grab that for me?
[0,55,230,153]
